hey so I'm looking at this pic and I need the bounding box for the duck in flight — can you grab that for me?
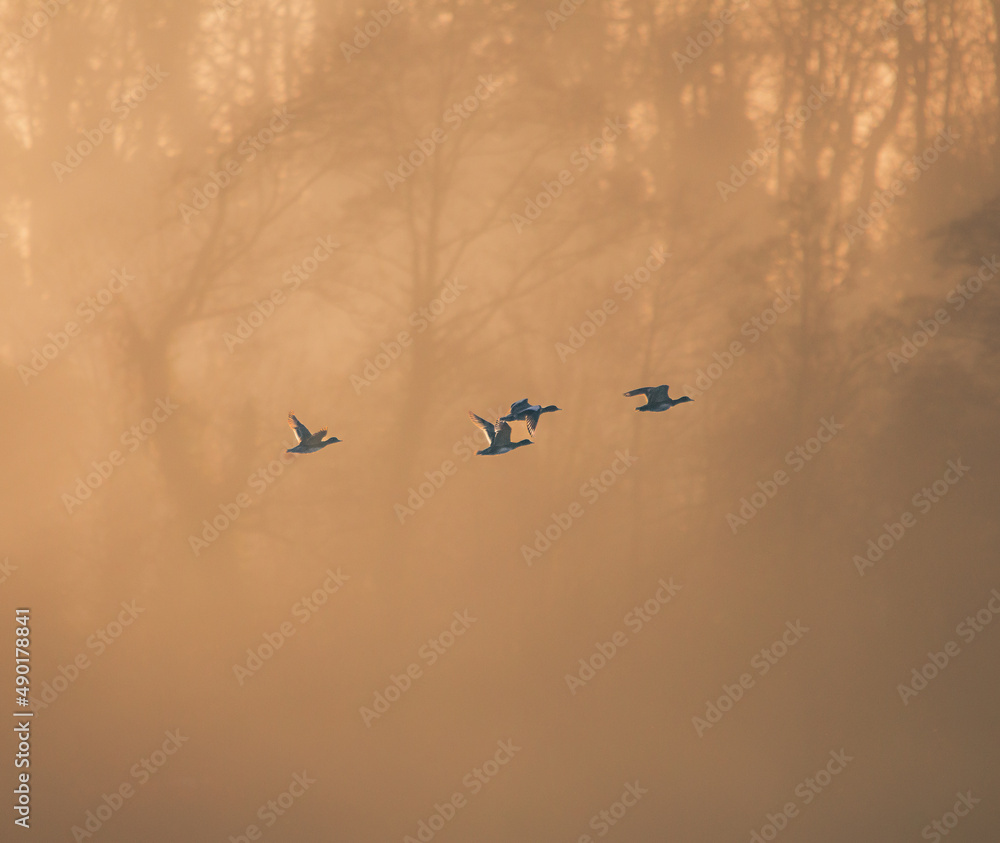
[286,412,342,453]
[499,399,562,436]
[468,412,533,455]
[624,385,693,412]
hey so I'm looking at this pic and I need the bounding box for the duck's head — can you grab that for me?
[675,396,693,404]
[542,405,562,413]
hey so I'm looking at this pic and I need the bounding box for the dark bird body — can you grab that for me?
[624,385,693,412]
[499,398,562,435]
[286,413,342,453]
[468,412,533,455]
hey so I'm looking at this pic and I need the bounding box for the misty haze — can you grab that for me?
[3,1,999,841]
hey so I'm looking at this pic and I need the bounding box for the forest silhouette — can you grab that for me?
[2,1,999,840]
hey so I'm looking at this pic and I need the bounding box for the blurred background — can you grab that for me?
[2,0,999,840]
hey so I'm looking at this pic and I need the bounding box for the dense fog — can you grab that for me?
[3,1,999,840]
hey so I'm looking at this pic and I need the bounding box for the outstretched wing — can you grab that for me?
[500,399,530,423]
[524,410,539,436]
[508,398,531,414]
[491,420,513,449]
[468,412,496,445]
[647,385,671,403]
[288,413,311,442]
[306,428,329,445]
[623,387,652,398]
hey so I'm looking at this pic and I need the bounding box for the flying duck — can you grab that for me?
[624,385,693,412]
[499,399,562,435]
[286,412,342,453]
[468,412,533,455]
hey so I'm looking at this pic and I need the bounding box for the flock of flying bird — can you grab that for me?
[285,384,693,456]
